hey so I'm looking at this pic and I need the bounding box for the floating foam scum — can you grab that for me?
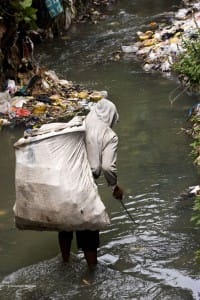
[0,254,195,300]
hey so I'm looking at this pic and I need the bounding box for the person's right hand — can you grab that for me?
[112,185,123,200]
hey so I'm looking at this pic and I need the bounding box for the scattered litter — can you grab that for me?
[121,2,200,76]
[6,79,16,94]
[0,91,11,115]
[12,107,31,117]
[45,0,63,18]
[189,185,200,195]
[0,119,11,127]
[82,279,91,286]
[188,102,200,118]
[180,185,200,198]
[0,70,108,128]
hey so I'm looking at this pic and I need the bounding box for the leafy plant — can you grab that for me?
[191,195,200,226]
[195,249,200,262]
[188,115,200,165]
[173,30,200,85]
[191,194,200,261]
[11,0,38,28]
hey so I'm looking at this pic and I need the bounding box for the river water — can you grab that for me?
[1,1,200,299]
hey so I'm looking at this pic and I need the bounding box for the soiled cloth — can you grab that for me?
[85,99,119,187]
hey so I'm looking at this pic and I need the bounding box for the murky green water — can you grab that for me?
[1,1,200,299]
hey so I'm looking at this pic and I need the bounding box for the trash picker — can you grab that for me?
[119,198,137,224]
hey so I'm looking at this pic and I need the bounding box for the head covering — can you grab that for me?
[94,98,119,128]
[85,98,119,185]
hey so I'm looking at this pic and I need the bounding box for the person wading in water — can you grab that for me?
[58,98,123,268]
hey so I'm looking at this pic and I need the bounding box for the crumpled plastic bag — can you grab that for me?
[0,91,11,114]
[13,116,110,231]
[45,0,63,18]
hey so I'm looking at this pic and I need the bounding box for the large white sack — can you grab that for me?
[13,117,110,231]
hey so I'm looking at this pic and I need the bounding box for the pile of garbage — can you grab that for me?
[0,0,117,130]
[0,69,107,129]
[121,1,200,75]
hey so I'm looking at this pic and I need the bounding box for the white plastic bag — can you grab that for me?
[0,91,11,114]
[13,117,110,231]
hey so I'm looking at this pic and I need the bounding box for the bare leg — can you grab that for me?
[58,231,73,263]
[76,230,99,268]
[83,249,98,269]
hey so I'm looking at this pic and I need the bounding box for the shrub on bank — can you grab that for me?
[173,28,200,237]
[173,32,200,87]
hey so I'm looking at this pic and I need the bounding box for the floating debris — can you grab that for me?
[82,279,91,286]
[180,185,200,198]
[188,102,200,119]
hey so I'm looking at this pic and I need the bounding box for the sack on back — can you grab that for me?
[13,117,110,231]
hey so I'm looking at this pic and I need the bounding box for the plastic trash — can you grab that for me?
[64,7,72,30]
[89,91,103,102]
[0,91,11,114]
[121,45,139,53]
[12,107,31,117]
[32,103,47,115]
[45,0,63,18]
[0,118,11,126]
[6,79,16,94]
[11,96,30,108]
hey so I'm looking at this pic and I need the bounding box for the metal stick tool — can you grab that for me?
[119,198,137,224]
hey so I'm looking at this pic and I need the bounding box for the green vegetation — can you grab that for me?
[173,31,200,85]
[189,115,200,165]
[191,195,200,262]
[187,114,200,240]
[191,195,200,226]
[0,0,37,28]
[11,0,38,28]
[173,28,200,239]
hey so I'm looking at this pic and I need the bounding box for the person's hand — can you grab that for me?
[112,185,123,200]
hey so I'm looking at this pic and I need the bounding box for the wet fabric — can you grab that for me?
[85,99,119,187]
